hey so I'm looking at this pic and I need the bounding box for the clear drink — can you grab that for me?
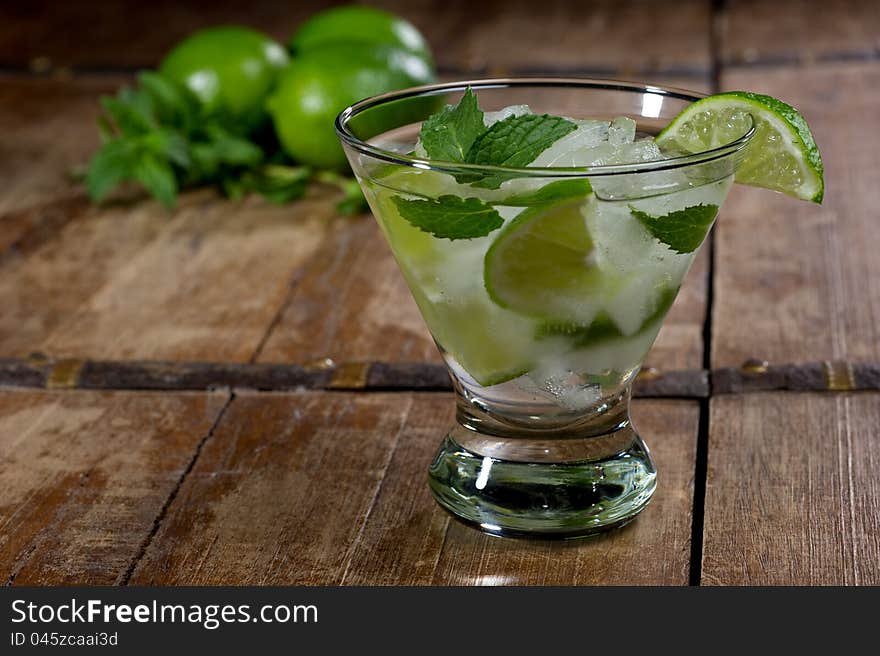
[337,80,752,537]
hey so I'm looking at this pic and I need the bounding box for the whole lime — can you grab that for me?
[267,44,435,170]
[160,26,289,134]
[288,5,433,67]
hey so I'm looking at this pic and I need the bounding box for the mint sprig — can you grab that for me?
[391,195,503,240]
[85,70,365,214]
[417,89,577,189]
[464,113,577,188]
[419,88,484,162]
[630,204,719,254]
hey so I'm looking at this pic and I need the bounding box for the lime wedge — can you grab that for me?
[427,298,536,387]
[364,178,536,387]
[657,91,824,203]
[484,197,605,324]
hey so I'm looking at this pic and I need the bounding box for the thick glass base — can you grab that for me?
[428,425,656,539]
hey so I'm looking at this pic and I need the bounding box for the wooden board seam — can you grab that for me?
[117,391,235,585]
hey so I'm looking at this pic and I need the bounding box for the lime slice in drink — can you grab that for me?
[484,197,606,324]
[656,91,824,203]
[428,297,537,387]
[365,178,537,387]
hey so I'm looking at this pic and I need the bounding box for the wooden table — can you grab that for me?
[1,0,878,586]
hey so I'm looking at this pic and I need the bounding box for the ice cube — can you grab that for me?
[608,117,637,145]
[525,352,603,411]
[607,139,664,164]
[484,104,531,126]
[602,278,674,336]
[531,120,611,167]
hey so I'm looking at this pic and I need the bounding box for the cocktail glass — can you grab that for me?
[336,79,753,538]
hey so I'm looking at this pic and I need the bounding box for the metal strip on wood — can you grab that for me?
[4,356,880,397]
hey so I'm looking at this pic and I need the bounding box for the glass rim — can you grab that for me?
[335,77,756,178]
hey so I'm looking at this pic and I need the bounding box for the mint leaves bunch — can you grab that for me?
[419,88,577,188]
[87,72,263,209]
[388,89,593,241]
[85,71,366,214]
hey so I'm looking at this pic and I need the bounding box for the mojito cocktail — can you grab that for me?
[336,79,821,537]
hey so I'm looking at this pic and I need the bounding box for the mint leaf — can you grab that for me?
[133,154,177,209]
[493,179,592,206]
[465,114,577,188]
[419,88,484,162]
[630,204,719,254]
[228,164,310,204]
[392,195,503,240]
[189,127,263,180]
[137,71,197,131]
[85,139,136,202]
[100,93,154,135]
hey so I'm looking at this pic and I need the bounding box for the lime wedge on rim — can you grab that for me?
[656,91,824,203]
[484,196,607,324]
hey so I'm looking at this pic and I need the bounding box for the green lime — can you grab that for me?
[288,5,433,66]
[484,197,604,323]
[267,43,435,170]
[427,298,536,387]
[160,26,288,134]
[657,91,824,203]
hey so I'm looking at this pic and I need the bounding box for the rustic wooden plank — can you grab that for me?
[0,187,343,361]
[455,0,711,76]
[0,74,122,217]
[0,199,168,356]
[0,388,229,585]
[129,391,426,585]
[0,1,334,70]
[713,63,880,368]
[0,1,711,76]
[720,0,880,66]
[702,392,880,585]
[130,392,699,585]
[39,191,339,362]
[255,215,442,366]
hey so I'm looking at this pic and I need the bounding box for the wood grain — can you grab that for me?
[0,74,122,217]
[255,214,441,365]
[436,0,712,76]
[702,392,880,585]
[0,1,334,70]
[0,188,343,361]
[130,391,435,585]
[131,392,699,585]
[720,0,880,66]
[0,1,711,76]
[0,389,229,585]
[712,63,880,368]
